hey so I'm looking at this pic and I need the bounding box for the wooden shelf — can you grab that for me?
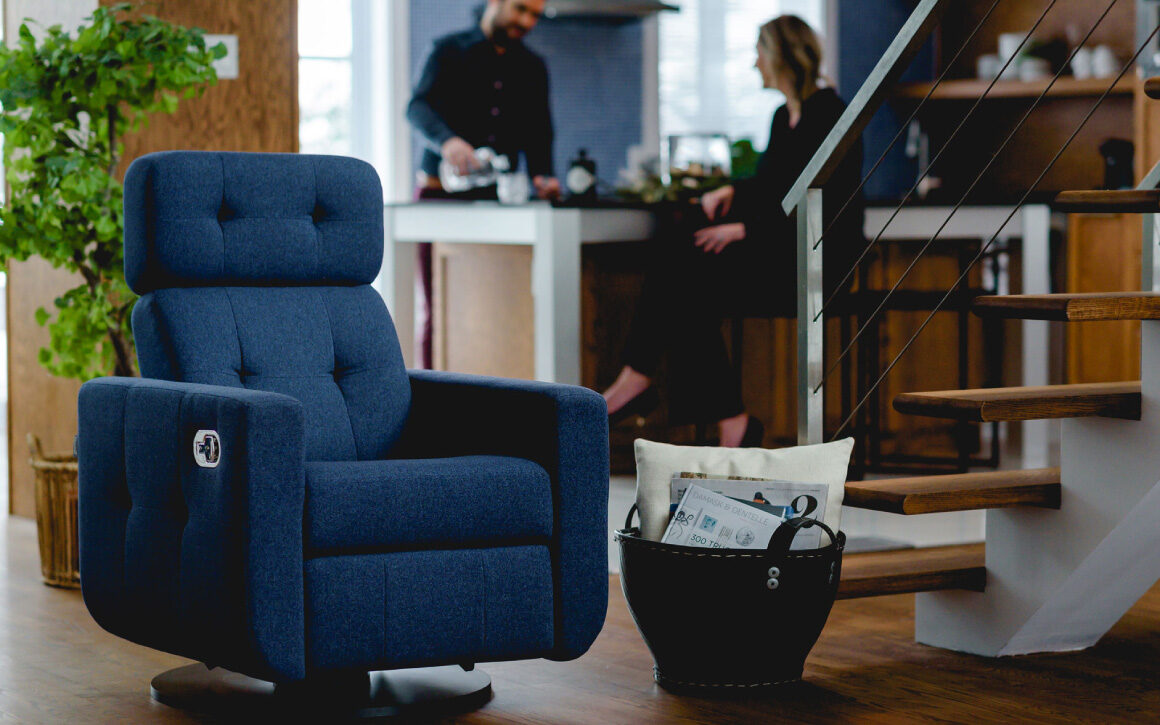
[893,76,1136,101]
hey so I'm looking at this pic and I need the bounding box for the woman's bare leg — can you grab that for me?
[602,366,653,416]
[717,412,749,447]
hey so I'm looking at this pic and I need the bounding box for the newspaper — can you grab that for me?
[670,472,830,550]
[661,484,784,550]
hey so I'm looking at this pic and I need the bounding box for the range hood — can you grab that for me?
[545,1,679,18]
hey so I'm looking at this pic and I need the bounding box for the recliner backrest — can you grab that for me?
[124,151,410,461]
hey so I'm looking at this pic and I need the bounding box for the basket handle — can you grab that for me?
[766,516,838,554]
[624,503,639,531]
[27,433,44,462]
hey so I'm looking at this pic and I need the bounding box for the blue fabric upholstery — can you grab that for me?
[132,285,410,461]
[305,456,553,554]
[396,370,610,661]
[306,547,554,671]
[78,377,306,682]
[78,151,609,685]
[124,151,383,292]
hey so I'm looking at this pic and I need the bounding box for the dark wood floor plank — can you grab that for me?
[893,381,1142,422]
[7,517,1160,722]
[1053,189,1160,213]
[845,468,1061,514]
[973,292,1160,321]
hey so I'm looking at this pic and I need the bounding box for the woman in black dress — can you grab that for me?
[602,14,865,446]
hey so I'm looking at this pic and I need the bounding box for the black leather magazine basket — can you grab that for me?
[615,505,845,695]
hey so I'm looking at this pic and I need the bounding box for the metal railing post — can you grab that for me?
[1139,160,1160,292]
[797,188,825,445]
[1146,213,1159,293]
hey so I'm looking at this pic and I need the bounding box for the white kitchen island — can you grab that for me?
[380,201,655,385]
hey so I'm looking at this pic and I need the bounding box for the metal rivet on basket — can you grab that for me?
[768,566,780,578]
[766,577,779,590]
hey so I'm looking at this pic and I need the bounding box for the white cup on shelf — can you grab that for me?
[1019,57,1051,82]
[976,54,1001,80]
[997,56,1022,82]
[1071,46,1094,79]
[998,32,1025,62]
[1092,45,1118,78]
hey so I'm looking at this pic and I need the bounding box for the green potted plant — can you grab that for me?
[0,3,224,586]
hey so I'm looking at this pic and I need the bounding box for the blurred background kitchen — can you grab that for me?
[7,0,1157,525]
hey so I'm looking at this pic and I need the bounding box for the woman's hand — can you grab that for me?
[701,184,735,221]
[693,223,746,254]
[533,175,561,200]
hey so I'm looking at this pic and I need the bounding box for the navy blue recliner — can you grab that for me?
[77,151,608,713]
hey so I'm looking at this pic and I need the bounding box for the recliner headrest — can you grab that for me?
[124,151,384,294]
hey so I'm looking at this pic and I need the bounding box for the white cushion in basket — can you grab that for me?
[633,438,855,541]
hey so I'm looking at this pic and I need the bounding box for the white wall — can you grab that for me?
[5,0,96,41]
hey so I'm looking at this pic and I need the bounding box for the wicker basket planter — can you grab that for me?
[28,434,80,589]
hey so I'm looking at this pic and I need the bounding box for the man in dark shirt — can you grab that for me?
[408,0,560,199]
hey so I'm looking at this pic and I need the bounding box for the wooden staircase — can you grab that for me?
[781,0,1160,654]
[835,232,1160,653]
[833,149,1160,650]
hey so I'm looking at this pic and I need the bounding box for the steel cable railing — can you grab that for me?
[829,19,1160,441]
[806,0,1006,264]
[817,0,1120,394]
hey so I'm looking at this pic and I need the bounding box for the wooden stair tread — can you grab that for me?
[845,468,1061,515]
[837,543,985,599]
[973,292,1160,321]
[1146,76,1160,100]
[1053,189,1160,213]
[893,381,1141,422]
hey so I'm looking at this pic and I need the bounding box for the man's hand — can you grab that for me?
[533,175,561,200]
[693,223,746,254]
[701,185,735,221]
[441,137,478,175]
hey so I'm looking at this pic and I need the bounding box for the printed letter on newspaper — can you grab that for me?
[671,473,829,549]
[661,484,784,550]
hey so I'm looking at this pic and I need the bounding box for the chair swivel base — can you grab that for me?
[151,662,493,720]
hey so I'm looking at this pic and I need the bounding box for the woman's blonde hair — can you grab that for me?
[758,15,824,100]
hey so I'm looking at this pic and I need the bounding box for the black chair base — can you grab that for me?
[151,662,493,720]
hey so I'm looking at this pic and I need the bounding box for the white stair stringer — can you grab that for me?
[913,320,1160,657]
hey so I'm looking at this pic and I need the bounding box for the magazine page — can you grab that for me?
[660,484,784,550]
[670,472,830,549]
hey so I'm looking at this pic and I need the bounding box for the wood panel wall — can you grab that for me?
[101,0,299,161]
[7,0,298,516]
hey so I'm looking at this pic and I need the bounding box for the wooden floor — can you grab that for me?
[7,515,1160,723]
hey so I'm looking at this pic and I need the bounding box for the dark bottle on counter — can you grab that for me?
[566,148,597,201]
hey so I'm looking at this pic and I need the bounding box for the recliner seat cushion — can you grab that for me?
[306,545,555,671]
[305,456,553,554]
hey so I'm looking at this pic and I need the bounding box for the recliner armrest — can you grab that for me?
[397,369,609,660]
[78,377,308,682]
